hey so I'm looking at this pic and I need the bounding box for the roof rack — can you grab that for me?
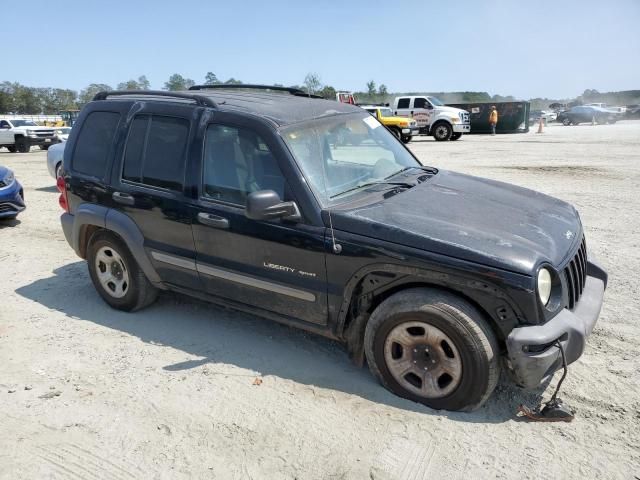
[189,84,324,99]
[92,90,218,107]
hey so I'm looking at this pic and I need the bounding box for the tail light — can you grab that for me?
[57,175,69,212]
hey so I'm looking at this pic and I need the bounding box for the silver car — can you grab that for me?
[47,141,65,179]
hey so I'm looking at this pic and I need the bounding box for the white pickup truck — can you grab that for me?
[392,96,470,141]
[0,118,58,153]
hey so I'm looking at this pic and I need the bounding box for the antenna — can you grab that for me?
[317,129,341,254]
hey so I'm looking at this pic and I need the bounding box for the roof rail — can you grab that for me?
[92,90,218,108]
[189,84,324,99]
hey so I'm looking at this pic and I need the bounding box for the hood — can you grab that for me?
[435,105,467,115]
[331,170,581,274]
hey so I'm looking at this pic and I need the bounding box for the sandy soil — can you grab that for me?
[1,121,639,479]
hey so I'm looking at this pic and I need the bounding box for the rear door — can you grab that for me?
[0,120,13,144]
[189,111,329,325]
[108,103,202,290]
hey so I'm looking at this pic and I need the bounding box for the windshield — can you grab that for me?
[379,108,394,117]
[282,112,422,206]
[10,120,38,127]
[428,96,444,106]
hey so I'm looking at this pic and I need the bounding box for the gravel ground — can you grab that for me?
[1,121,639,479]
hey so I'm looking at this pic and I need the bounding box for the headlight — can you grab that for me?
[450,117,460,123]
[537,268,552,305]
[2,170,15,186]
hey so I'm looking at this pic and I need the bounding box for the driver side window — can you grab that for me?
[0,120,10,129]
[202,124,288,205]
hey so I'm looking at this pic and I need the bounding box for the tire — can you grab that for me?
[432,122,452,141]
[572,120,580,125]
[562,118,571,126]
[1,214,18,220]
[16,138,30,153]
[6,145,16,153]
[364,288,500,411]
[39,144,50,150]
[87,230,158,312]
[450,133,462,141]
[401,135,412,143]
[390,127,401,141]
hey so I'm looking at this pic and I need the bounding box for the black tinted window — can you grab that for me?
[122,115,189,192]
[122,116,148,184]
[413,98,427,109]
[72,111,120,178]
[203,124,286,205]
[397,98,410,109]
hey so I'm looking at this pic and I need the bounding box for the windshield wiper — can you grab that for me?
[385,165,439,179]
[330,181,415,199]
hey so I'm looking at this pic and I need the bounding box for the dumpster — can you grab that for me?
[446,101,530,134]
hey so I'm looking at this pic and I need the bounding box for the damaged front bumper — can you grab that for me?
[506,260,607,389]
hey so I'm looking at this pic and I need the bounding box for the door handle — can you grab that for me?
[112,191,135,206]
[197,212,229,229]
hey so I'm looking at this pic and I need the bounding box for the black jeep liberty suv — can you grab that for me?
[57,86,607,411]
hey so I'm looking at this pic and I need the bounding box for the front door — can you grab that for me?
[190,115,328,325]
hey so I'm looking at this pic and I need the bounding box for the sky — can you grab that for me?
[3,0,639,99]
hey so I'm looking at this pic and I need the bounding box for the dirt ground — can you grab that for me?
[1,121,639,479]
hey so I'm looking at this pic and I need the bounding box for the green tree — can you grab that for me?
[319,85,337,100]
[79,83,112,105]
[366,80,376,96]
[137,75,150,90]
[223,78,243,85]
[378,84,388,97]
[204,72,220,85]
[164,74,195,91]
[303,73,322,95]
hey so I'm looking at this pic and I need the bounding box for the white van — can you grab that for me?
[393,96,470,141]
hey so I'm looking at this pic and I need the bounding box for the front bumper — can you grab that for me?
[453,124,471,133]
[26,136,58,146]
[0,180,26,218]
[506,262,607,389]
[401,127,420,136]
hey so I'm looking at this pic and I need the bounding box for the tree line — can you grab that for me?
[1,71,638,115]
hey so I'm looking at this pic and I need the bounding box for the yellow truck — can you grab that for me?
[360,105,419,143]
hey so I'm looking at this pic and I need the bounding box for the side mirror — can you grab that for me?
[245,190,300,222]
[426,104,434,110]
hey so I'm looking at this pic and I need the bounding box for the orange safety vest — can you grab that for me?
[489,110,498,124]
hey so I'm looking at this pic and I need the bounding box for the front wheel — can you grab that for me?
[6,145,16,153]
[364,288,500,411]
[450,133,462,141]
[87,230,158,311]
[432,122,453,141]
[16,139,30,153]
[401,135,412,143]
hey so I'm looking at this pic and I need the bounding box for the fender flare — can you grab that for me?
[71,204,162,285]
[335,262,521,340]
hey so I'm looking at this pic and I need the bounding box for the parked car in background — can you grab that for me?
[557,106,618,125]
[0,118,58,152]
[529,110,557,123]
[0,165,25,219]
[360,105,419,143]
[54,127,72,143]
[393,96,470,141]
[625,104,640,119]
[47,141,65,179]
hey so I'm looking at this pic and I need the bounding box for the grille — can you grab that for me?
[0,204,14,213]
[564,236,587,310]
[34,130,55,138]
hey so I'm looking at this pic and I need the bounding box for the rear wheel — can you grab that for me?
[364,288,500,411]
[87,230,158,311]
[432,122,452,141]
[450,133,462,141]
[6,145,16,153]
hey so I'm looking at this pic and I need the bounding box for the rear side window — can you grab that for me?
[122,115,189,192]
[413,97,427,109]
[72,111,120,178]
[397,98,410,109]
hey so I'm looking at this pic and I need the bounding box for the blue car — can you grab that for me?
[0,165,25,219]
